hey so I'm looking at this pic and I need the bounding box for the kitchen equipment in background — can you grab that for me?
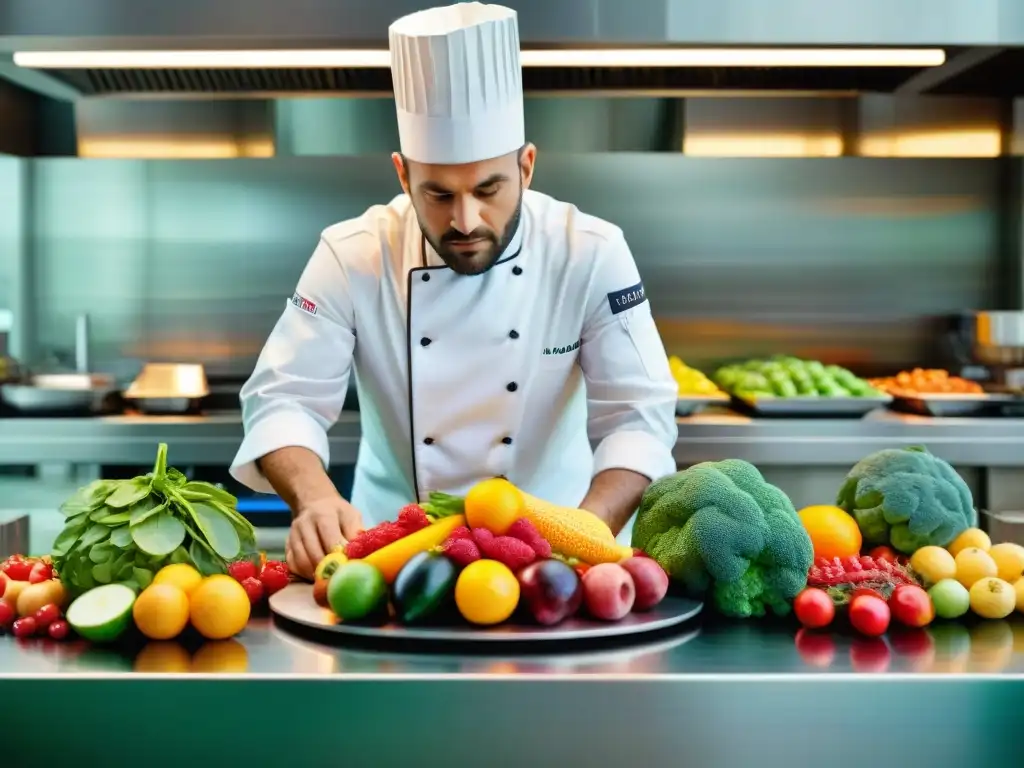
[0,514,29,559]
[0,313,117,415]
[945,311,1024,390]
[123,362,209,413]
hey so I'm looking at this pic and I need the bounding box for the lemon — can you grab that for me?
[969,577,1016,620]
[455,560,520,625]
[909,545,957,586]
[133,583,190,640]
[988,542,1024,583]
[189,575,251,640]
[152,563,203,596]
[947,528,991,557]
[954,547,997,589]
[1014,577,1024,614]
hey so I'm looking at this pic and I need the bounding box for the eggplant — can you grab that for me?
[392,551,456,623]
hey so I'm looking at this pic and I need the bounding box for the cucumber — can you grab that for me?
[66,584,137,643]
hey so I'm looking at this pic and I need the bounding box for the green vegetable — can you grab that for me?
[52,443,257,597]
[836,446,977,554]
[631,459,814,619]
[392,551,457,623]
[713,356,883,399]
[421,491,465,519]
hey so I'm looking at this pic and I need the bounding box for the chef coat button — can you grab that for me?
[421,273,431,282]
[501,436,513,445]
[508,330,519,339]
[512,266,523,276]
[420,337,431,347]
[506,382,518,392]
[423,437,434,445]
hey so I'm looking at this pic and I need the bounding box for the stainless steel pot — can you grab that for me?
[0,373,116,413]
[973,311,1024,366]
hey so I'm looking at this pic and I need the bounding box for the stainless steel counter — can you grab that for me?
[0,612,1021,765]
[4,408,1024,466]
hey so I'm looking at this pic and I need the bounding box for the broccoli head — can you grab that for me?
[632,459,814,619]
[836,446,976,554]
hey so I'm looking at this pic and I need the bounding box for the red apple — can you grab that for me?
[582,563,635,621]
[516,559,583,626]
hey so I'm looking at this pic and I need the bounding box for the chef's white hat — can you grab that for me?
[389,3,524,165]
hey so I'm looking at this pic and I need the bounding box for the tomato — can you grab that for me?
[11,616,37,638]
[2,559,32,581]
[28,561,53,584]
[888,584,934,628]
[848,594,890,637]
[793,587,835,629]
[794,628,837,668]
[0,600,14,627]
[47,620,70,640]
[33,603,61,628]
[869,545,898,563]
[850,637,891,673]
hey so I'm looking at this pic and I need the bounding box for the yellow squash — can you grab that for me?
[360,514,466,583]
[520,493,632,565]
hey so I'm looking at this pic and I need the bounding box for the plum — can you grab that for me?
[582,563,635,621]
[517,559,582,626]
[620,557,669,611]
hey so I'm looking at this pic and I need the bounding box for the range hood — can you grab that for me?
[2,0,1023,98]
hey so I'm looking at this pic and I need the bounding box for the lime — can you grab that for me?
[327,562,387,621]
[66,584,137,643]
[928,578,970,620]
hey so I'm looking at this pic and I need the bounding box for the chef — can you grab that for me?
[230,2,679,579]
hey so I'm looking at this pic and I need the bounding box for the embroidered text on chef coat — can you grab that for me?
[607,282,646,315]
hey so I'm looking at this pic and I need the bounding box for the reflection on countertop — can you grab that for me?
[2,612,1023,679]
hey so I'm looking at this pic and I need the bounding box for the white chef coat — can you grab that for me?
[230,189,678,532]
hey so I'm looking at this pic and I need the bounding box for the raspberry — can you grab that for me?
[442,537,481,567]
[264,560,288,573]
[505,519,552,559]
[345,522,404,558]
[240,576,265,604]
[397,504,430,533]
[471,528,536,571]
[447,526,474,541]
[228,560,259,582]
[259,565,290,595]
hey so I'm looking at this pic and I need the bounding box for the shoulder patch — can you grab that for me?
[607,282,646,315]
[291,292,318,316]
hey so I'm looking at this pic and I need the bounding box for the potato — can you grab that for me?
[16,579,67,617]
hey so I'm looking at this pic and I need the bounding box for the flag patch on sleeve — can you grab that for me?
[607,282,647,315]
[291,292,318,316]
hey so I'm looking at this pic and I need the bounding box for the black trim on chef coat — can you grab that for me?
[404,236,523,501]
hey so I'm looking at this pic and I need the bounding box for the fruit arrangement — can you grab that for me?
[312,479,669,628]
[0,554,70,639]
[51,443,257,597]
[713,356,884,399]
[668,356,726,398]
[867,368,985,397]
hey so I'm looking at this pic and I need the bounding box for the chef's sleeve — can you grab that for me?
[579,230,678,483]
[230,237,356,493]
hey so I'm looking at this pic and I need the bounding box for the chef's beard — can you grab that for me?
[420,191,523,277]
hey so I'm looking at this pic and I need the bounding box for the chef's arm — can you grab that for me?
[230,236,356,497]
[578,231,679,534]
[579,468,652,534]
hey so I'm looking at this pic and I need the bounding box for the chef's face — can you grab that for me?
[393,144,536,276]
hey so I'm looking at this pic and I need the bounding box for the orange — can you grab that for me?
[798,505,862,560]
[152,563,203,596]
[454,560,520,625]
[189,574,251,640]
[464,477,525,535]
[132,584,190,640]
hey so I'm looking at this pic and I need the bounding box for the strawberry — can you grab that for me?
[263,560,288,573]
[228,560,259,582]
[259,565,290,595]
[240,576,265,605]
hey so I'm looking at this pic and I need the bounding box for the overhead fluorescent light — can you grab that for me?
[13,48,946,70]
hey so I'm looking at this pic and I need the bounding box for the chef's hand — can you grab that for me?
[286,496,364,580]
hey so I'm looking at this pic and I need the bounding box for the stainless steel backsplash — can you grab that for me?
[25,155,1000,377]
